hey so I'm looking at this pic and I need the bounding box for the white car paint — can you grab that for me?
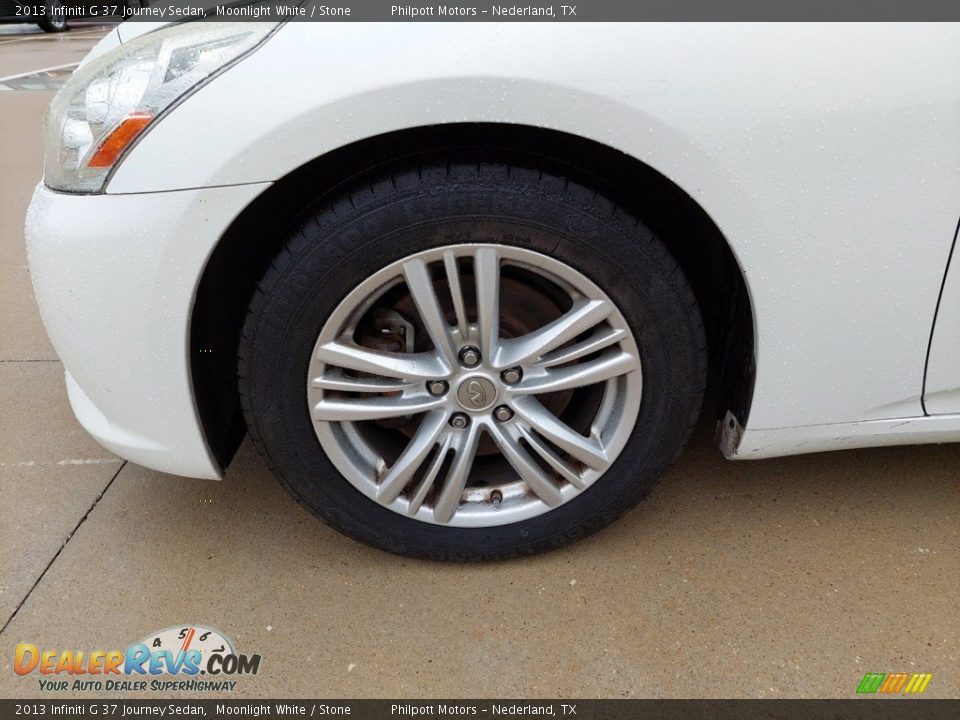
[926,241,960,415]
[27,183,267,478]
[116,21,169,44]
[76,28,122,66]
[77,21,167,67]
[26,22,960,477]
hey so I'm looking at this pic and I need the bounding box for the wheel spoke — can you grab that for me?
[312,394,443,422]
[513,396,609,471]
[376,410,449,503]
[537,326,627,368]
[311,370,414,393]
[488,423,563,507]
[498,298,613,368]
[407,433,454,516]
[402,258,458,367]
[443,250,469,339]
[433,423,481,524]
[474,247,500,363]
[514,350,639,396]
[316,340,447,381]
[517,425,585,490]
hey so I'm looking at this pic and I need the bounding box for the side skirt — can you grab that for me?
[722,412,960,460]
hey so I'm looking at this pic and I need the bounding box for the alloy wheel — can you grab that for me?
[307,244,643,527]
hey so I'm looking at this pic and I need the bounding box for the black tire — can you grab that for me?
[238,158,706,561]
[38,0,67,32]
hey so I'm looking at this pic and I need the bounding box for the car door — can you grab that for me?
[925,225,960,414]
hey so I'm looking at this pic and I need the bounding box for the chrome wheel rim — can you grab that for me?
[307,244,643,527]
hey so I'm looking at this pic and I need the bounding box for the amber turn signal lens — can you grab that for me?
[87,113,154,168]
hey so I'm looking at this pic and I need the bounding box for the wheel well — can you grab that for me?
[191,123,755,470]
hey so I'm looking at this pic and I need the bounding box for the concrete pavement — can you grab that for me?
[0,25,958,700]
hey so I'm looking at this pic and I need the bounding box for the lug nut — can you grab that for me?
[450,413,470,429]
[501,367,522,384]
[427,380,449,396]
[493,405,514,423]
[459,346,481,367]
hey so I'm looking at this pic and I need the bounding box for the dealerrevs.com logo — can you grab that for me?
[14,625,261,693]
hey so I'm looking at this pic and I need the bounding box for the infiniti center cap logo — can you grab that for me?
[456,376,497,411]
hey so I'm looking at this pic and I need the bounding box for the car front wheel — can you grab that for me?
[239,158,706,560]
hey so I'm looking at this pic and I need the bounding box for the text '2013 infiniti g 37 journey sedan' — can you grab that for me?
[26,22,960,560]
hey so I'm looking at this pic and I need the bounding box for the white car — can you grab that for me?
[26,22,960,559]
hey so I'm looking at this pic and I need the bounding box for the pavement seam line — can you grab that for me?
[0,29,108,45]
[0,62,78,84]
[0,460,127,638]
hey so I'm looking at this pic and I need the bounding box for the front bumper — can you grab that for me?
[25,182,269,479]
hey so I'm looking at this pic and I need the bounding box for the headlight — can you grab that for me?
[44,22,278,193]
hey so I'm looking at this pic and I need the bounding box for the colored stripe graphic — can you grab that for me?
[903,673,933,694]
[880,672,909,693]
[857,672,932,694]
[857,673,885,693]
